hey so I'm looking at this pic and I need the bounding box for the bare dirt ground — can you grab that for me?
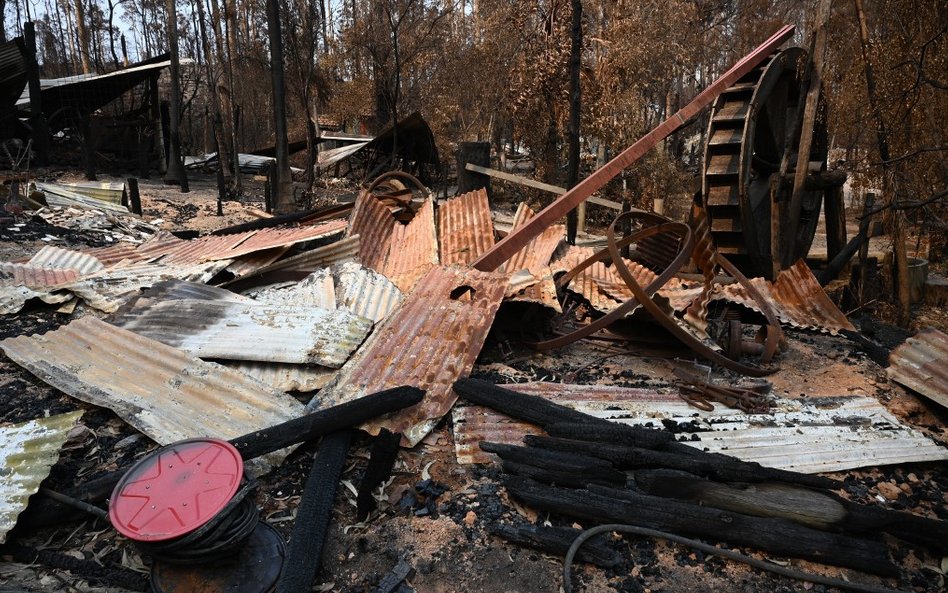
[0,173,945,593]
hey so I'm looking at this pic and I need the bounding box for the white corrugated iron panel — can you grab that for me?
[111,298,372,367]
[0,410,84,543]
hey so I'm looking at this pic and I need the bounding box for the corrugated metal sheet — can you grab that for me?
[452,383,948,472]
[0,318,306,474]
[111,298,372,367]
[310,265,507,446]
[346,192,397,274]
[0,263,80,287]
[0,38,28,109]
[83,242,147,266]
[223,361,337,392]
[0,285,72,315]
[225,246,290,278]
[332,262,403,322]
[205,221,347,261]
[710,260,855,334]
[59,260,230,312]
[0,410,84,544]
[888,328,948,409]
[501,203,564,275]
[553,245,709,315]
[438,190,495,266]
[226,236,360,287]
[33,181,129,213]
[28,245,105,275]
[124,279,250,305]
[250,268,337,310]
[505,268,562,312]
[383,198,439,292]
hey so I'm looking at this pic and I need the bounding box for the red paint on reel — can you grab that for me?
[109,438,243,542]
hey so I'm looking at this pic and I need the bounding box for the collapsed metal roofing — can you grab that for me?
[110,298,372,367]
[223,361,337,392]
[28,245,105,275]
[888,327,948,409]
[709,259,855,334]
[0,317,306,474]
[0,410,83,544]
[452,383,948,472]
[310,265,507,446]
[0,262,80,287]
[0,38,28,129]
[32,181,128,213]
[437,189,495,266]
[331,262,403,323]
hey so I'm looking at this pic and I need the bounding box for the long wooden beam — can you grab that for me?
[465,163,624,210]
[472,25,796,272]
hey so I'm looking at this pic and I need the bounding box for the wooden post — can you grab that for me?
[126,178,142,215]
[785,0,832,264]
[456,141,491,196]
[565,0,582,244]
[23,22,50,165]
[824,182,847,261]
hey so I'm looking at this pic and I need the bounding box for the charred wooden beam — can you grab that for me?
[525,435,839,490]
[633,469,948,554]
[454,379,613,428]
[276,431,352,593]
[633,469,847,530]
[482,442,627,488]
[230,386,422,459]
[503,477,897,576]
[491,524,622,568]
[544,422,675,450]
[357,429,402,521]
[501,459,625,489]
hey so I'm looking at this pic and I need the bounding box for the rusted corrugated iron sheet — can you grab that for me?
[505,268,562,312]
[332,262,403,322]
[346,193,396,273]
[310,265,507,446]
[710,260,855,334]
[0,410,83,543]
[0,317,306,474]
[384,198,439,292]
[452,383,948,472]
[501,203,564,275]
[59,260,230,312]
[0,263,80,287]
[438,189,495,265]
[84,242,149,266]
[553,245,706,314]
[111,298,371,367]
[888,328,948,409]
[28,245,105,275]
[205,220,346,261]
[223,361,337,392]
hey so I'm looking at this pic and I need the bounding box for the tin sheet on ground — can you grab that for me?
[452,382,948,473]
[0,318,306,474]
[309,266,507,446]
[110,298,372,367]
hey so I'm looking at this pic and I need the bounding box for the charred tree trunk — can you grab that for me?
[266,0,294,213]
[74,0,92,73]
[163,0,189,191]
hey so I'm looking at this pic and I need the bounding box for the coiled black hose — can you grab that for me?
[135,480,259,565]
